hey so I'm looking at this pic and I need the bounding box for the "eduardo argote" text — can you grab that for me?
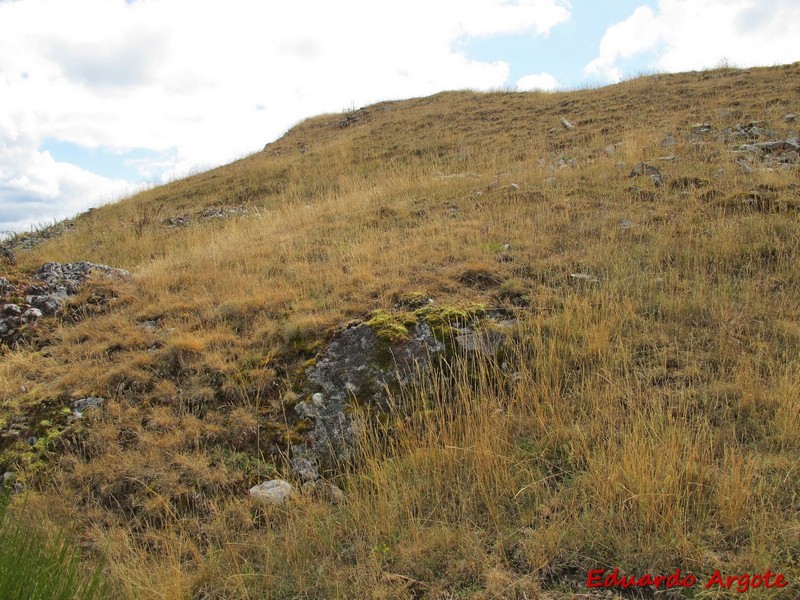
[587,568,787,593]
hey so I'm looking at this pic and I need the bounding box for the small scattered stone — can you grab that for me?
[557,157,577,168]
[249,479,295,506]
[570,273,600,283]
[691,123,713,135]
[630,162,661,178]
[74,397,105,413]
[163,215,191,227]
[661,135,677,147]
[783,114,797,123]
[560,117,575,131]
[619,219,632,230]
[629,162,663,186]
[3,261,129,346]
[718,122,773,142]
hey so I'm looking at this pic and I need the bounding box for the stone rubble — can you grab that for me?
[0,246,15,265]
[0,262,129,346]
[162,206,249,228]
[717,121,776,142]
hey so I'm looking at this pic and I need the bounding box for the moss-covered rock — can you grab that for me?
[365,309,417,343]
[287,304,516,483]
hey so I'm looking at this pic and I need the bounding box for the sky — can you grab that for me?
[1,0,799,233]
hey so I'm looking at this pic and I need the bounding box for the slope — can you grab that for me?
[0,63,799,598]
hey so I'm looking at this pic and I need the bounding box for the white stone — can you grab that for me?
[249,479,295,506]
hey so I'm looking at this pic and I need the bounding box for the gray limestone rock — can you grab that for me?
[290,320,445,482]
[72,396,105,419]
[455,329,506,356]
[661,135,677,147]
[22,308,42,322]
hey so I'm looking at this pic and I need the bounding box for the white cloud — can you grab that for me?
[585,0,800,82]
[0,0,572,232]
[516,72,560,91]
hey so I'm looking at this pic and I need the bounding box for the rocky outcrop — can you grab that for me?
[162,206,249,228]
[290,319,445,482]
[718,121,776,142]
[739,139,800,154]
[1,262,129,346]
[1,219,76,253]
[288,309,515,482]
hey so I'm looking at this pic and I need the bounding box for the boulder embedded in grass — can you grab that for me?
[249,479,295,506]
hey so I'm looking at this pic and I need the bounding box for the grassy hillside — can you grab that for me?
[2,62,800,598]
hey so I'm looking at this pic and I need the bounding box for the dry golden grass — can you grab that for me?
[1,62,800,597]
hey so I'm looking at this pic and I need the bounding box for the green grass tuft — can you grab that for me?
[0,493,105,600]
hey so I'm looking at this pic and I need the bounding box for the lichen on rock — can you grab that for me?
[290,318,444,481]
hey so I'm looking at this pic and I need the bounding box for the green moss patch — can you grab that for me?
[366,310,417,343]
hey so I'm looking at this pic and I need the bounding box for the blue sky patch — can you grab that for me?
[40,139,171,182]
[460,0,657,88]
